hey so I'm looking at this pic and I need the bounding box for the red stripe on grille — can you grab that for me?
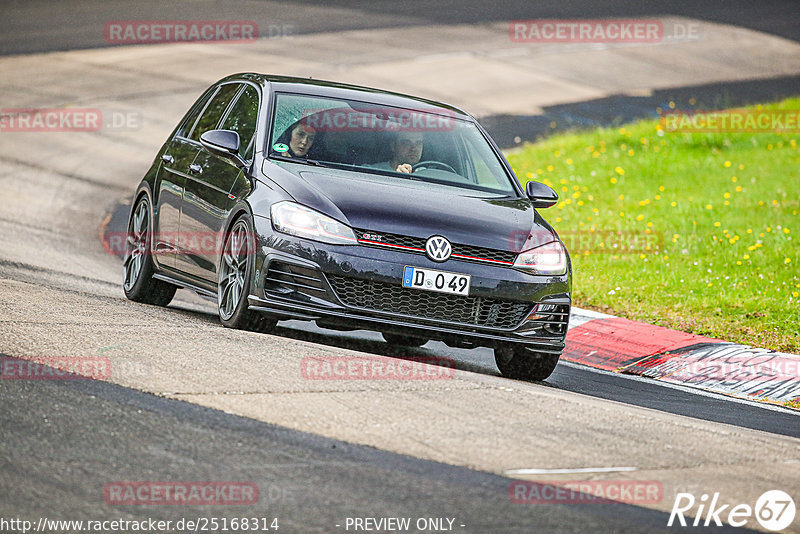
[358,239,514,265]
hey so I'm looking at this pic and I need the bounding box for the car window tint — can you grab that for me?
[190,83,241,142]
[220,85,259,160]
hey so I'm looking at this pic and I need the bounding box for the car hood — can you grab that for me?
[261,161,557,252]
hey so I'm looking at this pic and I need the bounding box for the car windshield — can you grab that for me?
[267,93,519,196]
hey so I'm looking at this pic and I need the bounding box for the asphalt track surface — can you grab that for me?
[2,0,800,55]
[1,2,800,533]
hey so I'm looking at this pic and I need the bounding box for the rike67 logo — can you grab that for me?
[669,490,796,531]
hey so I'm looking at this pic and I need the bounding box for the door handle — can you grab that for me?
[189,163,203,174]
[161,154,174,164]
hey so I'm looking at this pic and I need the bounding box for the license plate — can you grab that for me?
[402,266,470,296]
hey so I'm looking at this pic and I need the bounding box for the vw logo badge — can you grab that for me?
[425,235,452,262]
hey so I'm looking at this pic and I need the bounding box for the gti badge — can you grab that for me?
[425,235,452,262]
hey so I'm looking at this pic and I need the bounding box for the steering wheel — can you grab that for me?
[412,160,457,174]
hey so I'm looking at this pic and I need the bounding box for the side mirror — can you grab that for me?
[525,181,558,208]
[200,129,245,167]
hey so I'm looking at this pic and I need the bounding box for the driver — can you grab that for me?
[369,131,424,174]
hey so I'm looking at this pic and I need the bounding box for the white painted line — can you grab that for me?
[506,466,637,475]
[559,360,800,415]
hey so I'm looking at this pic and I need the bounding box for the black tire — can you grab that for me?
[217,214,277,333]
[381,332,428,347]
[494,345,560,381]
[123,196,177,306]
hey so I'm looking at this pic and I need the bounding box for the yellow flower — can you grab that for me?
[743,254,750,260]
[671,201,677,207]
[724,161,731,167]
[784,228,791,234]
[724,201,730,206]
[736,261,742,265]
[636,214,644,221]
[786,258,792,264]
[707,282,713,287]
[655,195,661,200]
[619,194,625,200]
[615,166,625,175]
[647,222,653,228]
[627,149,634,156]
[610,177,617,184]
[746,228,752,234]
[714,222,721,227]
[723,192,731,199]
[526,171,533,179]
[736,186,743,192]
[659,185,665,192]
[731,176,738,182]
[566,158,573,165]
[620,211,625,217]
[705,204,712,210]
[547,165,554,172]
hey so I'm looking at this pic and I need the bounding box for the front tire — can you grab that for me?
[494,345,560,381]
[217,215,277,333]
[123,196,177,306]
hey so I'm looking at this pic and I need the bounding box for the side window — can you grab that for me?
[190,83,241,142]
[177,87,216,138]
[220,85,259,161]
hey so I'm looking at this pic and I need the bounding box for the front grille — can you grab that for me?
[354,229,517,265]
[327,274,532,329]
[264,261,326,297]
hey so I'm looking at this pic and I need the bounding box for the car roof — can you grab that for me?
[219,73,473,120]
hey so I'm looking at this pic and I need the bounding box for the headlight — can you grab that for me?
[271,201,357,245]
[513,241,567,275]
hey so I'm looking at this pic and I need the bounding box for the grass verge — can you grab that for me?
[506,97,800,352]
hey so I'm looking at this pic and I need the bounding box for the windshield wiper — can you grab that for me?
[269,153,331,168]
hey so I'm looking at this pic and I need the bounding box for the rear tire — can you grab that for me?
[494,345,560,381]
[381,332,428,347]
[217,214,277,333]
[123,196,177,306]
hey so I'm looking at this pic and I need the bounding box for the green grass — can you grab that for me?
[506,97,800,352]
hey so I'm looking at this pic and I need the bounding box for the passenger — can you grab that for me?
[275,119,317,158]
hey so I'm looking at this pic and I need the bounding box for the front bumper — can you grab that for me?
[248,216,571,353]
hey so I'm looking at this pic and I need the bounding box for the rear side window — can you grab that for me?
[190,83,241,142]
[220,85,259,161]
[177,87,215,138]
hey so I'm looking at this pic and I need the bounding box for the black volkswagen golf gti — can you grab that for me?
[123,73,572,381]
